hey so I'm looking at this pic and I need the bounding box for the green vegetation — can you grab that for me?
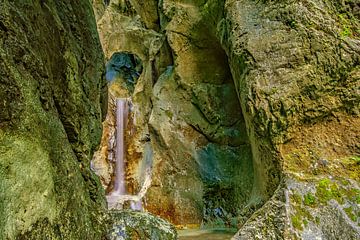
[350,156,360,165]
[290,192,315,231]
[338,14,353,38]
[291,215,303,231]
[316,179,343,204]
[290,177,360,233]
[303,193,316,207]
[344,207,357,222]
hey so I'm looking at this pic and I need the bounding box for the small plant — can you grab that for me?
[291,215,303,230]
[344,207,357,222]
[341,26,352,37]
[316,179,344,204]
[338,14,353,38]
[350,156,360,165]
[303,193,316,207]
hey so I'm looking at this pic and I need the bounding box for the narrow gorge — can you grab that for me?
[0,0,359,239]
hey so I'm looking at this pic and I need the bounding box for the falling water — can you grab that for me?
[106,98,153,210]
[106,98,128,209]
[113,98,128,195]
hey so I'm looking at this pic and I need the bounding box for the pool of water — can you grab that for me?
[178,228,237,240]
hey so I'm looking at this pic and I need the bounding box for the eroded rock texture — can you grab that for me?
[108,210,177,240]
[92,0,359,239]
[223,1,360,239]
[0,1,108,239]
[93,0,254,227]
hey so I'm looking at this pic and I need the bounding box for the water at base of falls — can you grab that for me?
[178,228,237,240]
[130,200,143,211]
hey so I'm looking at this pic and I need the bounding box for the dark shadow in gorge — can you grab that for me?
[190,52,255,226]
[180,0,282,227]
[105,52,143,93]
[167,8,256,225]
[219,22,283,224]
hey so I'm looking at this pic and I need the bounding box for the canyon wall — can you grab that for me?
[0,1,108,239]
[93,0,359,239]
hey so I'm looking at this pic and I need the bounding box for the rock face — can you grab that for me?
[223,0,360,239]
[93,0,254,226]
[108,210,177,240]
[93,0,359,238]
[0,1,108,239]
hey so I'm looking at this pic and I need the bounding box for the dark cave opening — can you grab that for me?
[105,52,143,93]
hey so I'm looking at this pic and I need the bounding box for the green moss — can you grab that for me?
[165,110,173,119]
[318,178,331,187]
[339,157,360,180]
[344,207,357,222]
[291,215,303,230]
[316,179,343,204]
[291,192,302,205]
[338,186,360,204]
[340,179,350,186]
[290,192,314,231]
[303,219,308,227]
[350,156,360,165]
[303,193,316,207]
[330,184,344,204]
[338,14,353,38]
[356,193,360,204]
[341,26,352,37]
[286,153,360,182]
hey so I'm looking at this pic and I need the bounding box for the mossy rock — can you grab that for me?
[108,210,177,240]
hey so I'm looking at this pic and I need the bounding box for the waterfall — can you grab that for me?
[106,98,129,209]
[106,98,153,210]
[114,98,128,195]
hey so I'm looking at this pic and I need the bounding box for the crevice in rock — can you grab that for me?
[105,52,143,94]
[218,22,283,233]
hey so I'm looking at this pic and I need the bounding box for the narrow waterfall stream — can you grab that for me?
[106,98,152,210]
[114,98,127,196]
[106,98,128,209]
